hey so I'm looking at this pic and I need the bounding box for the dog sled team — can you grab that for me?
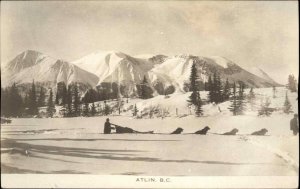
[104,113,299,136]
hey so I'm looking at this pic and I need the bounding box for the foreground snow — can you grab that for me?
[1,115,298,176]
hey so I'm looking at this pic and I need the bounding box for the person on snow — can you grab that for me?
[290,114,299,135]
[104,118,115,134]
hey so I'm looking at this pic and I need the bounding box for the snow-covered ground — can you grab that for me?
[1,87,298,175]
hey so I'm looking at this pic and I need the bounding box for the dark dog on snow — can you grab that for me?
[251,128,268,136]
[223,128,239,135]
[171,127,183,134]
[194,126,210,135]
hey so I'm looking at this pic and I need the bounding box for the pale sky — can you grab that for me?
[1,1,298,83]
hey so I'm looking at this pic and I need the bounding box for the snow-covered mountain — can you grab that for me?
[1,50,99,88]
[73,52,281,93]
[1,50,281,97]
[248,67,279,85]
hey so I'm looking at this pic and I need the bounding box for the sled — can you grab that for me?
[112,124,154,134]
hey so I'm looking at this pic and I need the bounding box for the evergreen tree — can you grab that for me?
[283,91,292,114]
[258,98,272,116]
[228,82,238,115]
[62,83,68,105]
[132,104,139,117]
[1,87,5,116]
[189,63,198,91]
[24,94,29,111]
[211,73,217,103]
[139,76,153,99]
[83,101,89,116]
[287,74,297,92]
[222,78,230,101]
[272,86,277,98]
[237,83,246,115]
[9,83,23,117]
[46,89,55,118]
[207,76,214,102]
[55,91,59,105]
[195,91,203,116]
[214,73,222,103]
[66,84,73,117]
[1,88,10,117]
[103,101,111,115]
[91,102,97,116]
[37,87,46,107]
[28,80,38,115]
[204,82,208,91]
[247,87,256,111]
[72,83,80,116]
[187,62,200,106]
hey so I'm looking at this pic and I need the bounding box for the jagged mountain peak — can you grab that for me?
[2,50,99,88]
[5,50,53,74]
[2,49,282,97]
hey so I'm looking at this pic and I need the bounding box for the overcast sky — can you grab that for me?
[1,1,298,83]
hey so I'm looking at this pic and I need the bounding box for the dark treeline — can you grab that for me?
[1,73,296,118]
[186,61,249,116]
[1,83,24,117]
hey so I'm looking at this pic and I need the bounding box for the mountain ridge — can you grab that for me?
[2,50,282,96]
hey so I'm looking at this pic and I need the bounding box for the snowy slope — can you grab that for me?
[2,50,282,96]
[2,50,99,87]
[248,67,280,86]
[74,51,282,96]
[73,50,157,86]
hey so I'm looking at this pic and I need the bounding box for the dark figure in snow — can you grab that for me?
[223,128,239,135]
[195,126,210,135]
[251,128,268,136]
[104,118,115,134]
[114,125,153,134]
[171,127,183,134]
[290,114,299,135]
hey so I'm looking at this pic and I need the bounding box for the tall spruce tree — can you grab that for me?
[222,78,230,101]
[132,104,139,117]
[272,86,277,98]
[189,63,197,91]
[91,102,97,116]
[195,91,203,116]
[237,83,246,115]
[55,91,59,105]
[9,83,23,117]
[62,83,68,105]
[73,83,80,116]
[38,87,46,107]
[104,101,111,115]
[248,87,256,111]
[47,89,55,117]
[83,101,89,116]
[287,74,297,92]
[215,73,222,103]
[66,84,73,116]
[24,94,29,111]
[211,73,217,103]
[1,88,10,117]
[28,80,38,115]
[258,98,272,116]
[139,76,153,99]
[187,62,199,106]
[1,87,5,116]
[283,91,292,114]
[228,82,238,115]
